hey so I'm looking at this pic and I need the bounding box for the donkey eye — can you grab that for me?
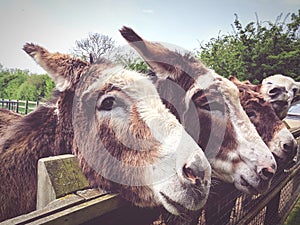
[246,111,256,119]
[292,88,298,96]
[199,101,224,114]
[97,96,115,111]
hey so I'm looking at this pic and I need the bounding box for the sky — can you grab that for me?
[0,0,299,74]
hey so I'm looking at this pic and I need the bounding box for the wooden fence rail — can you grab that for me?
[0,99,40,114]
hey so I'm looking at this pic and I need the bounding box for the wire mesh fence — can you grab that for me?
[152,133,300,225]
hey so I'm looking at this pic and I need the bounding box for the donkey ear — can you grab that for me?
[228,75,239,83]
[295,82,300,91]
[120,26,208,81]
[23,43,89,92]
[255,84,262,92]
[119,26,172,78]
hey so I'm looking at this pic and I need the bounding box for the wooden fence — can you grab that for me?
[1,129,300,225]
[0,99,40,114]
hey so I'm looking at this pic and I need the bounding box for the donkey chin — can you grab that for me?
[152,173,211,215]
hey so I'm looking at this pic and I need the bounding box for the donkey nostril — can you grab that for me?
[283,140,297,156]
[183,165,196,180]
[260,167,275,180]
[269,87,281,95]
[283,143,292,151]
[183,164,205,183]
[269,87,285,97]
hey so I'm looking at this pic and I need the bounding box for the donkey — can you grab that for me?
[229,76,297,166]
[0,108,22,136]
[120,27,277,196]
[119,27,282,225]
[0,44,211,221]
[260,74,300,119]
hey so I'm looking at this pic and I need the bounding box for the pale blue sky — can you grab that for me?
[0,0,299,74]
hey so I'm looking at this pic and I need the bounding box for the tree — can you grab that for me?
[196,11,300,83]
[16,75,55,101]
[113,47,149,73]
[126,60,149,73]
[0,65,55,101]
[0,68,28,99]
[72,33,118,62]
[72,32,152,74]
[16,82,38,101]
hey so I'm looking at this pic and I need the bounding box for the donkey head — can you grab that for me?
[229,76,297,166]
[120,27,277,195]
[261,74,300,119]
[23,43,211,215]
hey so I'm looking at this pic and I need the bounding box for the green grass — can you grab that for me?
[284,197,300,225]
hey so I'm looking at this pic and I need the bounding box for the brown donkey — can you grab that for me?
[120,27,277,195]
[0,44,211,221]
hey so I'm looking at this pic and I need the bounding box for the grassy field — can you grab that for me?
[284,197,300,225]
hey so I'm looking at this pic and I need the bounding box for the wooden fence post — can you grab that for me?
[25,100,28,114]
[16,100,19,113]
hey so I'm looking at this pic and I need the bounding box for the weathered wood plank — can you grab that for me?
[76,188,107,201]
[28,194,127,225]
[1,194,84,225]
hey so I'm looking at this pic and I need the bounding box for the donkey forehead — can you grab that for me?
[84,65,159,99]
[263,74,294,88]
[186,70,239,102]
[80,64,185,142]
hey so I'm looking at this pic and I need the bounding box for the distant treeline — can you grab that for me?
[0,64,55,101]
[196,11,300,83]
[1,11,299,101]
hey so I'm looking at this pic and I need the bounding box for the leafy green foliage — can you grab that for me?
[196,11,300,83]
[126,60,149,73]
[0,65,55,101]
[113,49,149,73]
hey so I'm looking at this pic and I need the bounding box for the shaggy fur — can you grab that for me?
[0,106,58,220]
[0,108,22,136]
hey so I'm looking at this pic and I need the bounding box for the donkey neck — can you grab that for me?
[54,89,76,155]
